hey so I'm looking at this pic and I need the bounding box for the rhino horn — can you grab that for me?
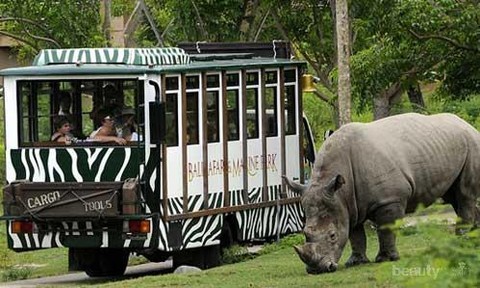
[282,175,308,195]
[294,245,308,263]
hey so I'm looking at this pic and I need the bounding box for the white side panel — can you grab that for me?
[167,146,183,197]
[266,137,281,188]
[227,141,243,191]
[186,144,203,196]
[4,77,18,183]
[285,136,300,182]
[206,143,223,193]
[246,138,263,189]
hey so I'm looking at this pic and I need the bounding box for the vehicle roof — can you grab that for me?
[0,47,305,77]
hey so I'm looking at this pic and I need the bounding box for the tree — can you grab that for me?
[335,0,351,125]
[350,0,480,118]
[134,0,277,45]
[0,0,104,62]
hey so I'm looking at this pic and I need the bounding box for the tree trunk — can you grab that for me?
[239,0,259,41]
[407,83,425,112]
[102,0,112,47]
[373,95,390,120]
[373,82,403,120]
[335,0,351,126]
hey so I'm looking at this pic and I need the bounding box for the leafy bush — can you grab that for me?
[221,245,252,264]
[259,234,304,255]
[400,225,480,287]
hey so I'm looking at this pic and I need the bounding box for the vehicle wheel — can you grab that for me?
[173,246,220,270]
[84,249,129,277]
[203,245,221,268]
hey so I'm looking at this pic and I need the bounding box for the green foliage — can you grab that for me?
[303,93,335,146]
[0,0,104,61]
[221,245,253,264]
[259,234,304,255]
[139,0,279,45]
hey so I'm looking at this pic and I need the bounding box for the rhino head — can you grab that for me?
[284,174,349,274]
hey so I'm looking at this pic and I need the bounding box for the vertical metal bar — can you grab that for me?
[222,71,230,207]
[298,68,305,184]
[261,68,268,202]
[181,73,189,213]
[241,69,249,205]
[161,75,169,219]
[202,72,209,210]
[279,67,286,198]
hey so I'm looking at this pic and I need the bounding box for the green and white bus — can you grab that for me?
[0,43,315,276]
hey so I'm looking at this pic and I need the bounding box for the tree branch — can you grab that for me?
[253,8,270,42]
[24,29,61,48]
[408,29,479,52]
[0,17,54,39]
[0,30,38,51]
[190,0,208,40]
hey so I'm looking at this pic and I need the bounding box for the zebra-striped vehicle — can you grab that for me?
[0,42,315,277]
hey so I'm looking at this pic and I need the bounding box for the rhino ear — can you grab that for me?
[324,174,345,198]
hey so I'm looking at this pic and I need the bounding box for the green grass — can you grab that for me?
[0,221,69,281]
[67,209,475,288]
[0,208,478,287]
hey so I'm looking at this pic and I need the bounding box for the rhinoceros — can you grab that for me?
[284,113,480,274]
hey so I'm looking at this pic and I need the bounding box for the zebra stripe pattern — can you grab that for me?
[33,48,191,66]
[7,148,304,250]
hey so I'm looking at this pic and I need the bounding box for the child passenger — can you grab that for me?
[51,116,74,143]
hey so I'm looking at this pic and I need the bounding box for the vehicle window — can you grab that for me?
[226,73,240,141]
[18,79,143,146]
[284,69,297,135]
[246,71,259,139]
[265,70,278,137]
[165,76,180,146]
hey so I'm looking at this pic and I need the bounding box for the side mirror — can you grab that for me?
[148,80,165,144]
[149,101,165,144]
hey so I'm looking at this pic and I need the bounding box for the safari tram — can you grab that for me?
[0,42,315,276]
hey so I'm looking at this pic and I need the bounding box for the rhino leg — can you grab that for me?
[454,197,478,235]
[444,188,479,234]
[375,228,400,262]
[372,203,404,263]
[345,224,370,267]
[446,165,480,234]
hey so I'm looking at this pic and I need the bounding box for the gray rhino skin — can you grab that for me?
[285,113,480,274]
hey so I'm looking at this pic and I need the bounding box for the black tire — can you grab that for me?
[173,246,220,270]
[84,249,129,277]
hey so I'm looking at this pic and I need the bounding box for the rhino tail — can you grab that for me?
[282,175,308,195]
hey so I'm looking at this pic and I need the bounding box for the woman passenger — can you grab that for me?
[89,115,127,145]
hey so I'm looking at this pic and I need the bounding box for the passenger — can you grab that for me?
[119,107,139,141]
[57,91,83,138]
[90,83,123,128]
[89,115,127,145]
[51,116,74,144]
[58,91,72,116]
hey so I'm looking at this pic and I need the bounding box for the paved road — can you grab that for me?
[1,260,173,288]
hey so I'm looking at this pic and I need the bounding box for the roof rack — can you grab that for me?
[178,41,292,59]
